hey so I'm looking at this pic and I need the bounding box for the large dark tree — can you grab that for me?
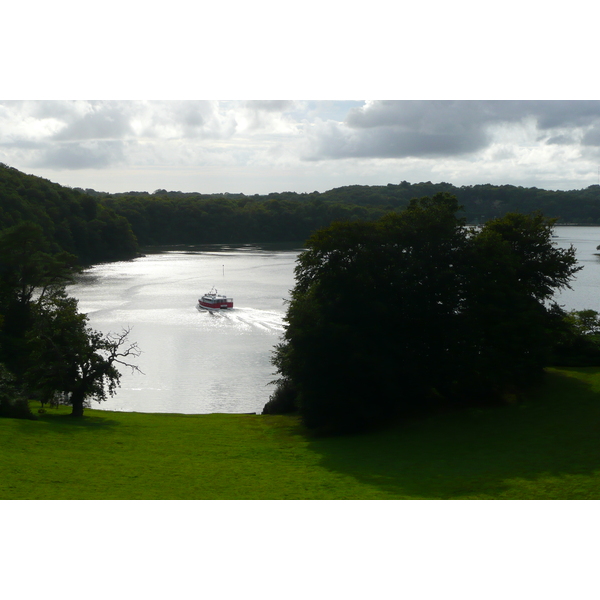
[0,222,140,417]
[271,194,580,434]
[26,295,141,417]
[0,222,79,377]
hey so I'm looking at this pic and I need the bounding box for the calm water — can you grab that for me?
[68,227,600,415]
[553,226,600,311]
[68,243,302,414]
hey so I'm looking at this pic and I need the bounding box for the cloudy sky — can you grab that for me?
[3,2,599,195]
[3,100,600,194]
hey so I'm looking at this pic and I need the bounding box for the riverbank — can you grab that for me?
[2,367,600,499]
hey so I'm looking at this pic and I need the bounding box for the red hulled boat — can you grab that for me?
[198,288,233,311]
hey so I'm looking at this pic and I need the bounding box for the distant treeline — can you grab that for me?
[101,194,387,245]
[4,162,600,265]
[98,180,600,246]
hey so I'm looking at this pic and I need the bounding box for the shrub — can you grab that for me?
[0,363,36,419]
[262,379,298,415]
[550,309,600,366]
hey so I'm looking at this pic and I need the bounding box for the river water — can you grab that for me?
[553,226,600,311]
[67,227,600,415]
[68,243,302,414]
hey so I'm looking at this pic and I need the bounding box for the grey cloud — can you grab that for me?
[346,101,600,131]
[345,100,495,130]
[26,100,223,142]
[308,101,492,160]
[307,101,600,160]
[582,125,600,146]
[181,106,204,128]
[530,101,600,129]
[52,103,133,141]
[26,100,90,121]
[490,146,516,160]
[171,101,212,136]
[138,101,235,139]
[0,138,45,150]
[33,141,125,169]
[547,134,576,145]
[309,125,487,160]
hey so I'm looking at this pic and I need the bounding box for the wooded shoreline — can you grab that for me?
[4,163,600,267]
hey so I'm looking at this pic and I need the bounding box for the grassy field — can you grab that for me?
[3,367,600,499]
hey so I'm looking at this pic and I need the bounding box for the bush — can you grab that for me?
[0,363,36,419]
[0,396,36,419]
[262,379,298,415]
[550,309,600,366]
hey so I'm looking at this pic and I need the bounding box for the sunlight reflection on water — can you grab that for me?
[68,244,300,415]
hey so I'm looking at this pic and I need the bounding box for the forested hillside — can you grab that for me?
[4,162,600,265]
[0,164,138,264]
[101,193,387,245]
[315,181,600,224]
[98,181,600,247]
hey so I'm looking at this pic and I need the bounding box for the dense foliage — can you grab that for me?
[0,163,138,264]
[96,182,600,247]
[551,309,600,366]
[319,181,600,224]
[98,181,600,246]
[0,223,140,418]
[101,193,387,245]
[4,163,600,257]
[270,194,582,434]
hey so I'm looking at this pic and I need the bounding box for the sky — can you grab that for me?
[3,0,600,197]
[3,99,600,195]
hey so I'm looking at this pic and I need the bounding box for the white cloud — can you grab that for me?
[132,101,237,140]
[3,100,600,193]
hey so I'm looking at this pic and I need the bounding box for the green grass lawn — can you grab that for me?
[3,367,600,499]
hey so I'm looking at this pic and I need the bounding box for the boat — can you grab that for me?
[198,288,233,311]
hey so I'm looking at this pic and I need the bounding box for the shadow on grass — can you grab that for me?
[304,369,600,499]
[17,411,121,434]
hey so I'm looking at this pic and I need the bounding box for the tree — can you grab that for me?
[0,222,141,418]
[0,222,79,378]
[0,164,138,264]
[272,194,580,434]
[564,309,600,336]
[550,309,600,366]
[0,362,33,419]
[0,222,78,307]
[451,212,582,396]
[26,294,141,417]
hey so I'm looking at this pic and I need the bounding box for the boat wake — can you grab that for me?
[197,306,285,332]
